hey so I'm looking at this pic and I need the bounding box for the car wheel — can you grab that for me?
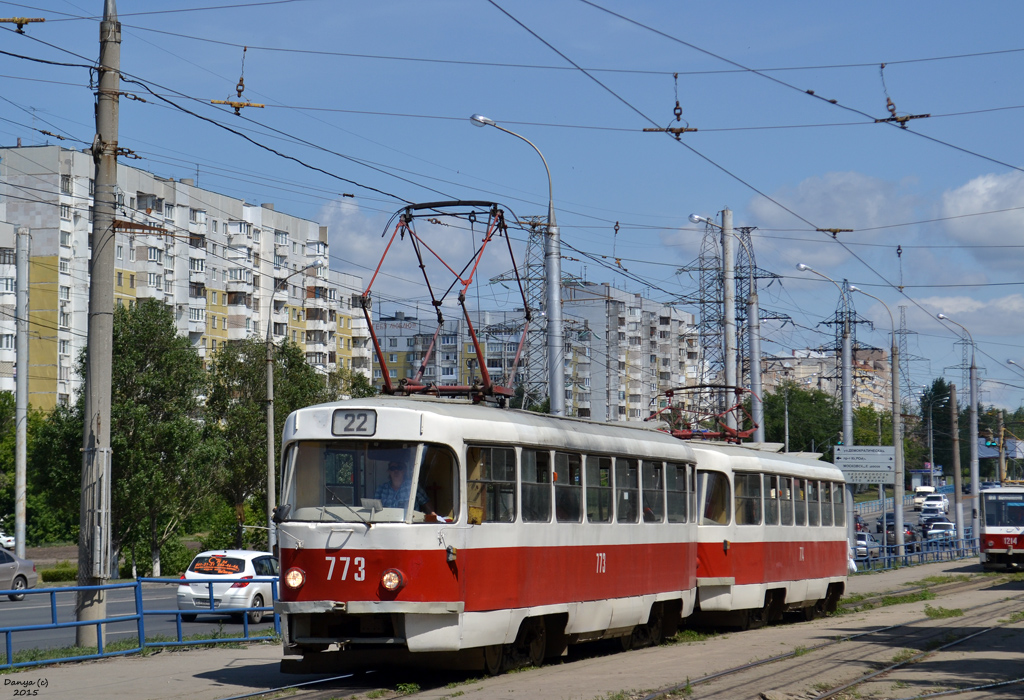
[7,575,26,601]
[181,613,197,622]
[247,594,265,625]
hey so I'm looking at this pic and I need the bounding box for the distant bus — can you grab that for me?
[979,486,1024,570]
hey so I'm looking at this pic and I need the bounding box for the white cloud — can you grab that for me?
[940,171,1024,270]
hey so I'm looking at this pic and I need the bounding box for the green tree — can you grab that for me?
[325,366,377,400]
[762,382,841,458]
[27,401,82,544]
[29,299,217,574]
[206,337,332,545]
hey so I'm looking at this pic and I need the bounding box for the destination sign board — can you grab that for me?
[843,470,896,485]
[833,445,895,473]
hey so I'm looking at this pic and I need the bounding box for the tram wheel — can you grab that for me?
[483,644,506,676]
[801,604,818,621]
[519,618,546,668]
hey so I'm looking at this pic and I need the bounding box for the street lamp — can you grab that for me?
[796,264,855,544]
[936,313,979,543]
[692,213,762,440]
[471,114,564,416]
[849,285,905,552]
[267,260,324,552]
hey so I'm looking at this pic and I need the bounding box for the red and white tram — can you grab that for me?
[690,444,848,627]
[979,486,1024,570]
[273,396,846,673]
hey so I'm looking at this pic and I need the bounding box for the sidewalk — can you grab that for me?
[8,558,985,700]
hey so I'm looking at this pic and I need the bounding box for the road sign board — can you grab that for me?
[833,445,895,472]
[843,470,896,485]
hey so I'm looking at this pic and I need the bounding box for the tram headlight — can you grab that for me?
[284,567,306,590]
[987,540,994,548]
[381,568,405,592]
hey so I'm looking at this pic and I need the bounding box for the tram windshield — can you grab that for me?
[982,492,1024,528]
[279,440,459,524]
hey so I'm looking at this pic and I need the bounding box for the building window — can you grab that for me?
[59,311,70,328]
[59,230,71,247]
[188,307,206,323]
[147,247,162,263]
[1,278,14,292]
[189,258,205,272]
[0,335,13,349]
[116,244,123,260]
[59,285,70,300]
[147,272,160,288]
[60,174,71,193]
[59,365,70,381]
[129,274,135,289]
[129,247,136,262]
[164,203,174,219]
[60,204,71,220]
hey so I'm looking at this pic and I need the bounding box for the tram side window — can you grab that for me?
[666,463,689,523]
[616,458,639,523]
[466,445,516,524]
[764,474,780,525]
[794,478,807,526]
[420,445,460,523]
[820,480,833,526]
[779,476,794,525]
[586,456,613,523]
[807,480,820,527]
[641,461,665,522]
[735,472,762,525]
[832,482,845,527]
[522,449,552,523]
[554,452,582,522]
[699,470,731,525]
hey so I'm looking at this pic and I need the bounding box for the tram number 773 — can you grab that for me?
[596,552,606,573]
[325,556,366,581]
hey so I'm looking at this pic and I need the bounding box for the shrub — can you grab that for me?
[40,561,77,582]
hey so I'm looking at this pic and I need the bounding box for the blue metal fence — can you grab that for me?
[854,534,979,573]
[0,576,279,670]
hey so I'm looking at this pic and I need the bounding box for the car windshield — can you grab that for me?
[188,555,245,575]
[280,440,459,524]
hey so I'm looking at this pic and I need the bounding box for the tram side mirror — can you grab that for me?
[273,504,291,524]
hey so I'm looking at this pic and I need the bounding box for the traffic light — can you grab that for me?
[982,429,998,447]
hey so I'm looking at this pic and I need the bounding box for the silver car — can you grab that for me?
[176,550,278,623]
[0,548,38,601]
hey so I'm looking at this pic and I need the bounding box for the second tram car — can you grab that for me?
[273,396,847,673]
[979,486,1024,570]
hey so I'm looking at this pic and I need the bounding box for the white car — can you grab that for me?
[176,550,278,624]
[926,522,957,540]
[854,533,882,559]
[0,530,13,550]
[922,493,949,513]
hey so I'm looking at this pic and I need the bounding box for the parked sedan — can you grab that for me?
[177,550,278,624]
[926,521,957,541]
[886,523,921,552]
[0,529,13,550]
[0,548,37,601]
[854,533,882,560]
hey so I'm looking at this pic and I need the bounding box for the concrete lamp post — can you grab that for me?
[470,114,564,416]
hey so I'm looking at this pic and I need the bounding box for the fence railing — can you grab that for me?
[0,576,279,670]
[853,535,978,573]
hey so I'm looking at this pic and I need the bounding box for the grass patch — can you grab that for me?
[891,648,918,664]
[907,574,971,587]
[880,590,936,607]
[396,683,420,695]
[367,691,389,699]
[924,604,963,619]
[999,610,1024,624]
[791,645,809,657]
[668,628,716,644]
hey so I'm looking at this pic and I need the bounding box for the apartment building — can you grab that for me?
[761,347,891,412]
[0,144,370,410]
[562,282,699,422]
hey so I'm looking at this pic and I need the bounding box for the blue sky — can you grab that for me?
[3,0,1024,411]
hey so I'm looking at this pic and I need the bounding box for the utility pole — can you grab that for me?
[78,0,119,648]
[950,384,964,544]
[14,227,29,560]
[841,288,854,543]
[722,208,736,431]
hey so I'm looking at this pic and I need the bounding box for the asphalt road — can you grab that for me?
[0,584,277,655]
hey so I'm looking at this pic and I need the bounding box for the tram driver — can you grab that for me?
[376,460,440,520]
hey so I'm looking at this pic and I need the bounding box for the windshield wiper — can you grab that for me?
[324,485,371,528]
